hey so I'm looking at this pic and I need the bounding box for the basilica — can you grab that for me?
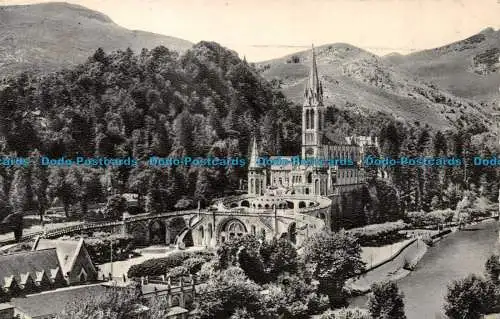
[248,46,378,197]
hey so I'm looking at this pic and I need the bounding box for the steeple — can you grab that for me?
[249,136,259,169]
[304,44,323,106]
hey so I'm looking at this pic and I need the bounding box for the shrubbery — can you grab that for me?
[347,221,408,246]
[71,232,137,264]
[406,210,454,228]
[127,250,214,278]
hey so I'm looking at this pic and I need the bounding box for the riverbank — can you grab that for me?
[347,238,427,293]
[347,223,462,294]
[350,219,499,319]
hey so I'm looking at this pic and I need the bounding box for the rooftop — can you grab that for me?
[0,248,61,287]
[10,284,108,318]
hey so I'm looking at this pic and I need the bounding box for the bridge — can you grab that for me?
[0,194,329,248]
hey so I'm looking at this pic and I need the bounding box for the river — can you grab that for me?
[350,219,500,319]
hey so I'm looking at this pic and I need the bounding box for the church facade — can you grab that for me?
[248,46,377,197]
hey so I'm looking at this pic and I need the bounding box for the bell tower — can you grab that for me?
[302,44,325,160]
[248,137,266,195]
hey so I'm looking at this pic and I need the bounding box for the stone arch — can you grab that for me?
[167,217,188,245]
[128,222,148,245]
[287,201,294,209]
[185,293,194,309]
[148,219,166,245]
[265,204,270,209]
[230,203,238,208]
[171,295,180,307]
[241,200,250,207]
[305,148,314,158]
[298,201,306,209]
[198,226,204,240]
[217,218,248,243]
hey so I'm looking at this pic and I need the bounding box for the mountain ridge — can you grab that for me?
[0,2,193,77]
[256,30,499,131]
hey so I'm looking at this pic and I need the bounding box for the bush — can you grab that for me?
[182,257,207,274]
[348,221,408,246]
[167,266,189,278]
[127,250,214,278]
[444,274,496,319]
[320,308,370,319]
[368,281,406,319]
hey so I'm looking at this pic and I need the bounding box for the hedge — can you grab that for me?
[127,250,214,278]
[347,220,408,246]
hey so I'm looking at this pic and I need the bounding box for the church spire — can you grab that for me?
[304,44,323,106]
[249,136,259,169]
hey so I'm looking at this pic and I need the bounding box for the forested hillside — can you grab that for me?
[0,41,497,230]
[0,42,300,219]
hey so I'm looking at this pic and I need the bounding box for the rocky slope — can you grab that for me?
[0,2,193,76]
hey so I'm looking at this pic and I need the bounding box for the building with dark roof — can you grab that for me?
[0,248,66,299]
[32,238,98,284]
[10,284,108,319]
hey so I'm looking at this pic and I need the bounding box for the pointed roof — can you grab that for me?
[0,249,61,288]
[304,44,324,107]
[32,238,95,275]
[249,137,260,169]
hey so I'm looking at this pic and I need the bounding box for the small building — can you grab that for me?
[0,248,67,298]
[32,238,98,284]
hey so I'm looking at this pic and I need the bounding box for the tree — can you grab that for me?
[9,167,32,214]
[301,230,365,307]
[104,195,127,220]
[368,281,406,319]
[444,274,496,319]
[262,274,329,318]
[485,254,500,284]
[2,212,23,242]
[216,234,266,283]
[30,150,49,222]
[195,267,265,319]
[57,288,144,319]
[47,168,78,217]
[260,237,298,281]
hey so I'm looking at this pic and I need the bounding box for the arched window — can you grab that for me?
[288,223,297,244]
[199,226,204,239]
[208,223,213,239]
[311,109,315,129]
[299,201,306,208]
[171,296,180,307]
[251,225,256,235]
[307,172,312,184]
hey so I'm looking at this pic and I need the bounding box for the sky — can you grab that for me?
[1,0,500,61]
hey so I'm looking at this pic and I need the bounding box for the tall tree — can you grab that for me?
[444,274,496,319]
[368,281,406,319]
[302,230,365,307]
